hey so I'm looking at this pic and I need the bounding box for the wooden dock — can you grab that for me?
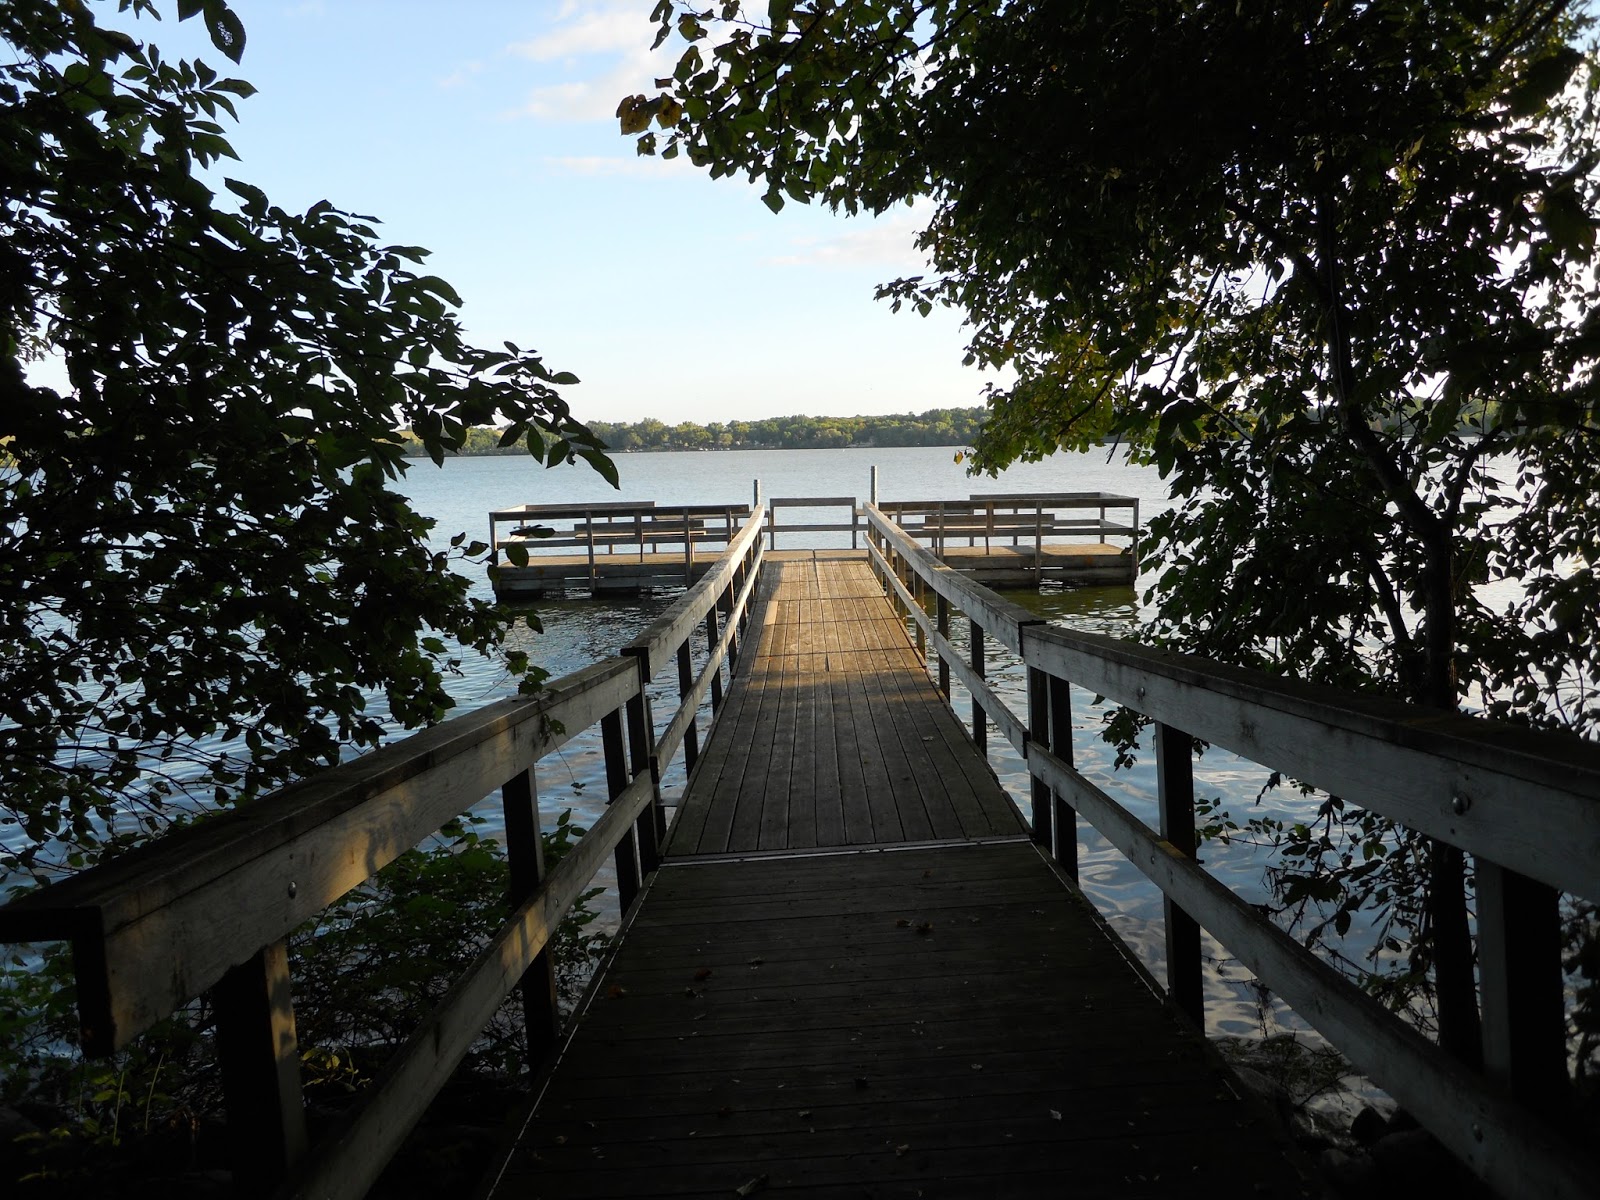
[484,553,1316,1198]
[488,493,1139,598]
[10,504,1592,1200]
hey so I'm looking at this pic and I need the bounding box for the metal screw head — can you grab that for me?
[1472,1122,1483,1142]
[287,881,298,899]
[1137,686,1147,701]
[1451,792,1471,816]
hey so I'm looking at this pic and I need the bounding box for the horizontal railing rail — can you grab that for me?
[764,495,861,549]
[0,509,770,1200]
[877,493,1140,557]
[863,503,1600,1200]
[491,502,751,557]
[623,505,767,793]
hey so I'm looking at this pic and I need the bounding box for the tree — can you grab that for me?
[626,1,1600,1062]
[0,0,611,880]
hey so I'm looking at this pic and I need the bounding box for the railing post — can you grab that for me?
[624,680,663,874]
[682,508,693,586]
[1476,861,1568,1118]
[705,603,724,714]
[914,575,927,662]
[1048,675,1077,880]
[970,617,987,758]
[500,768,559,1063]
[585,509,598,594]
[213,939,308,1194]
[720,581,738,670]
[601,708,642,913]
[1026,666,1052,847]
[936,593,950,698]
[1155,722,1203,1025]
[676,640,700,774]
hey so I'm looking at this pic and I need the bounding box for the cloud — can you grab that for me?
[544,154,693,179]
[504,2,672,124]
[762,212,933,271]
[509,6,649,62]
[438,60,485,90]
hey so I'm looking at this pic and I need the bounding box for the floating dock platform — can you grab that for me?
[489,490,1138,599]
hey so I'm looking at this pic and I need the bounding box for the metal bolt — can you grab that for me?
[1451,792,1471,816]
[1137,686,1147,702]
[1471,1122,1483,1142]
[287,881,298,899]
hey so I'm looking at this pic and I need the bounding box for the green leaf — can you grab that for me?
[203,2,247,63]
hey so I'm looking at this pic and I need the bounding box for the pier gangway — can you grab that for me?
[1,505,1595,1199]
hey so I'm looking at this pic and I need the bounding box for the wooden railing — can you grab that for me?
[0,506,767,1200]
[865,503,1599,1200]
[764,495,861,548]
[878,492,1139,559]
[491,500,751,558]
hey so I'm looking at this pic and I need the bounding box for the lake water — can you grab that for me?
[391,446,1334,1045]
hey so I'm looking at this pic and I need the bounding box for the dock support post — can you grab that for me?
[1155,722,1203,1025]
[1026,667,1051,848]
[1477,862,1567,1117]
[969,618,987,758]
[870,464,878,506]
[936,594,950,698]
[501,768,560,1064]
[602,708,642,913]
[1048,676,1077,880]
[213,940,307,1195]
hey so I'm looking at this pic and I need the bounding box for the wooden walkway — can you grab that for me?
[486,554,1318,1199]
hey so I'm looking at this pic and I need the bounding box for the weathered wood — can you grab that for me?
[928,622,1027,755]
[1021,625,1600,902]
[666,555,1017,854]
[1027,666,1051,847]
[970,616,987,758]
[674,640,699,774]
[1476,861,1568,1117]
[1154,722,1202,1025]
[603,708,641,913]
[1028,744,1597,1200]
[283,772,655,1200]
[489,843,1316,1200]
[866,508,1041,654]
[0,657,639,1053]
[622,505,765,679]
[213,939,306,1193]
[500,768,558,1064]
[936,592,951,698]
[1048,675,1078,879]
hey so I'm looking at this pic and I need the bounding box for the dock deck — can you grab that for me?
[486,553,1315,1198]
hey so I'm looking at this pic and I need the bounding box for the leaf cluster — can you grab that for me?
[0,1,612,877]
[637,0,1600,1044]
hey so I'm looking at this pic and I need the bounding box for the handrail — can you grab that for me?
[863,503,1600,1200]
[0,519,771,1199]
[764,495,861,549]
[491,502,750,557]
[624,506,768,784]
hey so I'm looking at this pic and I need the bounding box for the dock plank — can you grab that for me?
[487,842,1316,1199]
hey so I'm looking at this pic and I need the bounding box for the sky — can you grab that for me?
[120,0,990,427]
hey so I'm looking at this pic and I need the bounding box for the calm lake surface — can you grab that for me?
[392,446,1328,1043]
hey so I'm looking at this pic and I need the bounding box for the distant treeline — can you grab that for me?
[396,407,986,456]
